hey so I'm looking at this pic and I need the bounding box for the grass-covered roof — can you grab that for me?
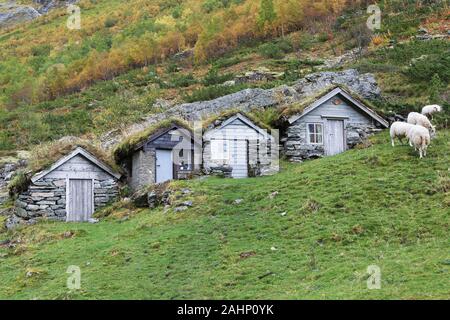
[113,118,192,163]
[8,136,119,195]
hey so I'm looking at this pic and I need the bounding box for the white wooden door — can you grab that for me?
[156,149,173,183]
[326,120,345,156]
[67,179,93,222]
[231,140,248,178]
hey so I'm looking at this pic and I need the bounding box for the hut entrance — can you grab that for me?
[325,120,345,156]
[156,149,173,183]
[67,179,94,222]
[230,140,248,178]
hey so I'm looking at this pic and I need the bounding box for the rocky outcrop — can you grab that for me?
[291,69,381,100]
[415,26,449,41]
[0,2,40,28]
[224,67,285,86]
[33,0,79,14]
[102,69,382,149]
[0,1,78,28]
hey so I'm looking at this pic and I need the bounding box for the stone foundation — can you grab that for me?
[285,122,380,161]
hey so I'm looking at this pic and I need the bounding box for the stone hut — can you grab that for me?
[15,147,121,222]
[203,113,278,178]
[284,86,388,161]
[116,123,201,191]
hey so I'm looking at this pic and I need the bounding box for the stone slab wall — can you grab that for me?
[130,149,156,191]
[203,140,276,178]
[285,122,379,161]
[15,178,118,221]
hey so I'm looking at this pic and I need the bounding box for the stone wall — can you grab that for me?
[14,178,118,221]
[130,149,155,190]
[285,122,379,161]
[203,140,277,177]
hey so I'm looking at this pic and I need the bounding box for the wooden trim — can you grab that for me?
[288,87,389,128]
[204,113,275,142]
[306,122,324,145]
[65,177,69,222]
[32,147,121,182]
[321,115,349,120]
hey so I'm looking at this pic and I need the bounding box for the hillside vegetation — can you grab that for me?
[0,131,448,299]
[0,0,448,150]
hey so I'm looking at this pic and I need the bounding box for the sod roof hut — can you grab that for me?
[14,147,121,222]
[203,112,278,178]
[283,86,388,161]
[114,120,201,191]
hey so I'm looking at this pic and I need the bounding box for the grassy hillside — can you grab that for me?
[1,130,448,299]
[0,0,448,150]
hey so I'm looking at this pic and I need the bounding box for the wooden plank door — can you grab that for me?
[231,140,248,178]
[67,179,93,222]
[156,149,173,183]
[325,120,345,156]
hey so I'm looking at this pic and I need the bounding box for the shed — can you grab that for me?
[284,86,388,161]
[123,123,201,190]
[203,113,278,178]
[16,147,121,222]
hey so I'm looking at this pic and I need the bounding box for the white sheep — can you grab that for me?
[407,112,436,138]
[390,121,415,147]
[407,125,431,159]
[421,104,442,119]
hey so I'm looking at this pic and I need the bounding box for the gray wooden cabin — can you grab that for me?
[127,124,201,190]
[285,87,388,161]
[203,113,278,178]
[16,147,121,222]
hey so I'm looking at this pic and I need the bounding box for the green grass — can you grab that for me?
[1,130,448,299]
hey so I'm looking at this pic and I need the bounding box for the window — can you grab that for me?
[210,140,230,160]
[307,123,323,144]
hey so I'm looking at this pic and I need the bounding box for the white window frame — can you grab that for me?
[210,139,230,161]
[307,123,323,145]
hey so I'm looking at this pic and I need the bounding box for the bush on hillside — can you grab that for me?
[405,54,450,82]
[184,84,248,103]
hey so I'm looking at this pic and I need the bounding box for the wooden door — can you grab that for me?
[67,179,93,222]
[231,140,248,178]
[156,149,173,183]
[326,120,345,156]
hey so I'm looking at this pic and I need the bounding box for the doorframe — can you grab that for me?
[322,116,348,156]
[65,177,95,222]
[155,148,174,183]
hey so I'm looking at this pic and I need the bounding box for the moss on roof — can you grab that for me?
[113,118,191,163]
[8,136,119,195]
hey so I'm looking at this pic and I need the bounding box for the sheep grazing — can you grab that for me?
[390,122,415,147]
[407,125,431,159]
[407,112,436,138]
[421,104,442,118]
